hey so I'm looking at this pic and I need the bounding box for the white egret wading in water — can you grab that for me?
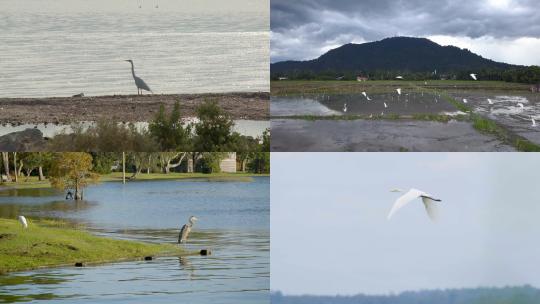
[18,216,28,229]
[125,60,153,95]
[178,216,199,244]
[388,188,442,221]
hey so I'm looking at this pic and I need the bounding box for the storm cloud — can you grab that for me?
[271,0,540,65]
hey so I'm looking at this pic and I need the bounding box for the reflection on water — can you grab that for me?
[271,92,457,116]
[0,178,269,303]
[450,92,540,144]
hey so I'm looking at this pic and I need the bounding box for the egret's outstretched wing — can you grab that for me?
[421,197,438,221]
[387,188,423,220]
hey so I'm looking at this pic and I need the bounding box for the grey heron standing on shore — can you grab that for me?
[125,59,153,95]
[178,216,199,244]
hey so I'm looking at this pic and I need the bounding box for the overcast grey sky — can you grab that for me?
[271,153,540,296]
[271,0,540,65]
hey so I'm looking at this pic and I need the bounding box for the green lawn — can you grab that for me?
[0,218,187,274]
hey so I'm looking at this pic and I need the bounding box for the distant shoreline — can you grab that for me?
[0,92,269,124]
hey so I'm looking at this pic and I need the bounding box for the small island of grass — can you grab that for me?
[0,218,186,274]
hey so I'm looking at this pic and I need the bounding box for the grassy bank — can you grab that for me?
[0,218,185,274]
[271,80,530,95]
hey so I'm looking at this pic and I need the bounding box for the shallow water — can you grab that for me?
[270,119,515,152]
[271,92,457,116]
[0,119,270,138]
[449,92,540,144]
[0,178,269,303]
[0,1,269,98]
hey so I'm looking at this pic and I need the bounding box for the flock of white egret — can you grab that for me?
[334,72,538,128]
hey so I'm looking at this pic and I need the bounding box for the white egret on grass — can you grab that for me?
[178,216,199,244]
[463,98,468,104]
[343,103,348,112]
[369,114,373,118]
[396,88,402,95]
[18,216,28,229]
[388,188,442,221]
[470,74,477,80]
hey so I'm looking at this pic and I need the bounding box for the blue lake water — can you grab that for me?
[0,177,269,303]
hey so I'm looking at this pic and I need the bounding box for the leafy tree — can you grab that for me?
[193,100,237,151]
[157,152,188,174]
[149,102,191,151]
[196,152,227,173]
[49,153,99,200]
[91,152,118,174]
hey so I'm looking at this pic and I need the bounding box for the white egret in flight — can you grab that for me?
[18,216,28,229]
[470,74,477,80]
[388,188,442,221]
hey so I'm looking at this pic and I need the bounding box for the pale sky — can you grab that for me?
[271,0,540,65]
[271,153,540,296]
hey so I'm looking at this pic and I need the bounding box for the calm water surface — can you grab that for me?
[271,93,458,117]
[0,178,269,303]
[0,0,269,97]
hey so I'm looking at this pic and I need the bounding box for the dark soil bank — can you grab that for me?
[0,92,269,124]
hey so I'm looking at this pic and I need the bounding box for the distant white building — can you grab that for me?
[219,152,237,173]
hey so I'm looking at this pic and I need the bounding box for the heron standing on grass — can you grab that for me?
[178,216,198,244]
[125,59,153,95]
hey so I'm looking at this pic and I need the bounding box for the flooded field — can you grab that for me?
[271,92,459,116]
[0,178,269,303]
[449,91,540,144]
[271,119,515,152]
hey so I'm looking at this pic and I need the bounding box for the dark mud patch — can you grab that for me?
[271,119,515,152]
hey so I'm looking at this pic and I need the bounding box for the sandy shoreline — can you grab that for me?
[0,92,269,124]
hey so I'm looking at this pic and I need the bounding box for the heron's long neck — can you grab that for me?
[130,62,136,77]
[189,219,195,226]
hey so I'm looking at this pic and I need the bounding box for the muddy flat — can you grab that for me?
[271,119,515,152]
[0,92,269,124]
